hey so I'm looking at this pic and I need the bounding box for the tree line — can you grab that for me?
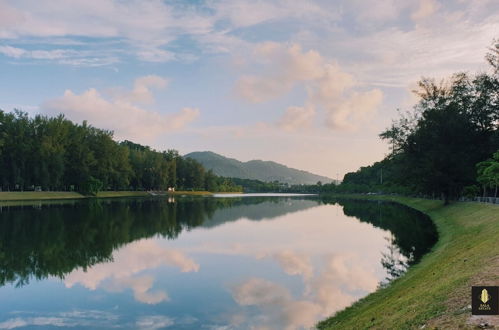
[320,39,499,203]
[0,111,241,194]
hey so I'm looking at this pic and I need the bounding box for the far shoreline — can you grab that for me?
[0,190,221,203]
[0,191,320,203]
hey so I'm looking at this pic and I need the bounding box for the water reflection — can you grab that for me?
[0,196,436,329]
[229,252,380,329]
[0,197,308,287]
[65,239,199,304]
[323,197,437,282]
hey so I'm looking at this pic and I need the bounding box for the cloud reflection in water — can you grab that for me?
[64,239,199,304]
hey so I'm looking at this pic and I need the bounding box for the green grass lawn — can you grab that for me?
[0,191,153,201]
[0,190,217,202]
[317,196,499,329]
[0,191,85,201]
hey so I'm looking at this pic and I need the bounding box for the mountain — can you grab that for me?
[185,151,333,185]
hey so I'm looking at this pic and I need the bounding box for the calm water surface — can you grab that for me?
[0,195,437,329]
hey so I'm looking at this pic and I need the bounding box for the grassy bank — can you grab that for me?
[0,190,219,202]
[0,191,86,201]
[318,195,499,329]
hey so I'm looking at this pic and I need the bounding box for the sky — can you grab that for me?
[0,0,498,178]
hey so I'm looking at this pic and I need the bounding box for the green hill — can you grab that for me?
[184,151,333,185]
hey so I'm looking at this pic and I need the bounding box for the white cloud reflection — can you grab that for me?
[160,202,391,329]
[232,278,322,330]
[64,239,199,304]
[27,201,399,329]
[230,253,379,330]
[257,250,314,280]
[0,310,119,329]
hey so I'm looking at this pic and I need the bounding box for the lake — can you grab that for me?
[0,195,437,329]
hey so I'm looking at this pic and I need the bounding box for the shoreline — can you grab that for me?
[0,190,220,203]
[317,195,499,329]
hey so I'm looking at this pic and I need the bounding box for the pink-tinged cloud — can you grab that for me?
[236,42,384,131]
[41,76,199,142]
[278,105,316,131]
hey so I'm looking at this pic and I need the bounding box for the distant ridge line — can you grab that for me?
[185,151,333,185]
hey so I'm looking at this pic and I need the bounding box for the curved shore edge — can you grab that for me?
[317,195,499,329]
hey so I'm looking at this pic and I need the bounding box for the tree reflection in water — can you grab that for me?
[320,197,438,285]
[0,196,437,289]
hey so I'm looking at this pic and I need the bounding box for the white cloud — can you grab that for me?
[0,0,212,63]
[0,0,496,75]
[336,5,499,88]
[136,48,176,63]
[236,75,290,103]
[0,45,75,60]
[41,76,199,142]
[136,315,174,330]
[108,75,169,104]
[210,0,334,29]
[236,42,383,130]
[0,45,26,58]
[309,63,356,104]
[350,0,409,24]
[278,105,316,131]
[1,0,332,65]
[411,0,440,22]
[64,239,199,304]
[0,44,118,66]
[194,30,249,55]
[236,42,325,103]
[212,1,286,28]
[325,89,383,130]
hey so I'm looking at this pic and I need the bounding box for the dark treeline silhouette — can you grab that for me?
[318,39,499,202]
[0,111,241,194]
[0,196,435,288]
